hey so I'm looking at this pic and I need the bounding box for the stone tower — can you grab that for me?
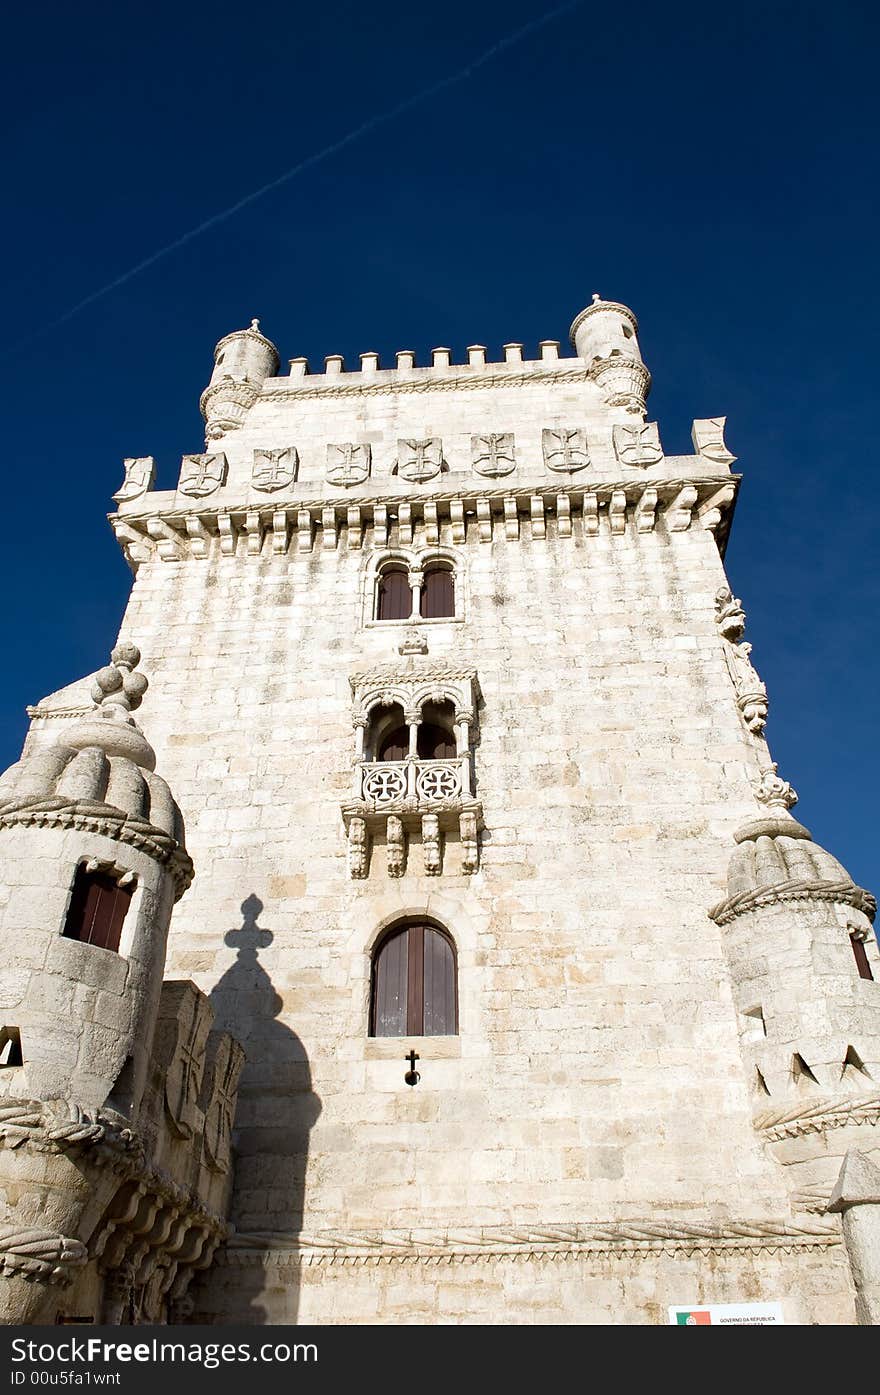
[0,646,244,1324]
[10,293,880,1325]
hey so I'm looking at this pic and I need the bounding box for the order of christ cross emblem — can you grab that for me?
[327,442,371,486]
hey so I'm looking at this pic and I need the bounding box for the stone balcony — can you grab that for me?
[341,758,482,879]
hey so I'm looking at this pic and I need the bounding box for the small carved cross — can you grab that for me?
[254,453,291,487]
[404,1050,421,1087]
[182,459,216,490]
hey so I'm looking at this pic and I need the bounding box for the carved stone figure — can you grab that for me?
[327,442,371,487]
[252,447,298,492]
[395,438,444,483]
[541,428,589,474]
[178,453,227,497]
[715,587,769,734]
[612,422,663,468]
[113,457,155,502]
[472,433,515,477]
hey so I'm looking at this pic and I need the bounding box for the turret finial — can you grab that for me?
[250,318,260,332]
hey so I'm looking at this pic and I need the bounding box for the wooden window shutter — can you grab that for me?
[851,933,874,981]
[420,568,455,619]
[370,922,458,1037]
[377,568,411,620]
[63,866,133,953]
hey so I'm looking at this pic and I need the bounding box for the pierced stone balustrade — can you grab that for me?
[360,758,465,806]
[342,758,481,879]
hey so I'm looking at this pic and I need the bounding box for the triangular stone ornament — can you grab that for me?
[828,1149,880,1211]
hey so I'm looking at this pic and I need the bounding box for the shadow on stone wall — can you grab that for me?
[193,894,321,1324]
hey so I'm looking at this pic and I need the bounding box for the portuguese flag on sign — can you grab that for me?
[676,1310,712,1325]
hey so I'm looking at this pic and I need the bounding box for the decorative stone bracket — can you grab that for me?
[715,586,768,735]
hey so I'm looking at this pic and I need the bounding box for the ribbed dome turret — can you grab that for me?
[710,765,875,925]
[0,643,192,895]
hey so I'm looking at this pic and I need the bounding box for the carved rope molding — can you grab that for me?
[0,1227,88,1285]
[218,1217,840,1267]
[710,878,877,926]
[259,364,593,403]
[0,1099,230,1248]
[754,1089,880,1142]
[0,801,194,897]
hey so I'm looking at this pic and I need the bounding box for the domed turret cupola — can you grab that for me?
[198,318,279,442]
[569,293,651,415]
[0,642,193,1117]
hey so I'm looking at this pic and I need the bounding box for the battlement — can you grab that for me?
[285,339,567,383]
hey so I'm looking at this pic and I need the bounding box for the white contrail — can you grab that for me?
[7,0,583,357]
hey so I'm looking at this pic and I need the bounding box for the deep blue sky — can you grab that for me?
[1,1,877,891]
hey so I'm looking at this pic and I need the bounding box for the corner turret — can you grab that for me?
[0,642,192,1116]
[710,764,880,1209]
[198,318,279,442]
[569,293,651,414]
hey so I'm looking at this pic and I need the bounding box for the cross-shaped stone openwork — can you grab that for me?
[472,433,515,477]
[404,1050,421,1087]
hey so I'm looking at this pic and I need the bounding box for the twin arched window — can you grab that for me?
[376,563,455,621]
[370,700,458,762]
[371,921,458,1036]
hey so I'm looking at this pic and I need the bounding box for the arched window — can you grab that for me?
[371,921,458,1036]
[420,565,455,619]
[416,700,457,758]
[377,726,408,761]
[376,567,411,621]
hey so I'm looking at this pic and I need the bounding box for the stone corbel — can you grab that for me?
[348,817,368,879]
[698,482,736,533]
[146,518,185,562]
[460,811,479,875]
[422,814,441,875]
[386,815,405,878]
[665,484,698,532]
[111,520,152,569]
[635,487,658,533]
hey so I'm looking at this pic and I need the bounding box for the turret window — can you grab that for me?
[63,865,134,953]
[370,921,458,1037]
[851,933,874,982]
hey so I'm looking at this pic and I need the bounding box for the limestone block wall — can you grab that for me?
[113,514,794,1245]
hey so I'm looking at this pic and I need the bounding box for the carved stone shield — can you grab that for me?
[178,453,227,497]
[542,429,589,475]
[692,417,736,465]
[252,446,298,492]
[472,433,515,477]
[612,423,663,468]
[395,438,443,482]
[113,456,155,502]
[327,442,371,487]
